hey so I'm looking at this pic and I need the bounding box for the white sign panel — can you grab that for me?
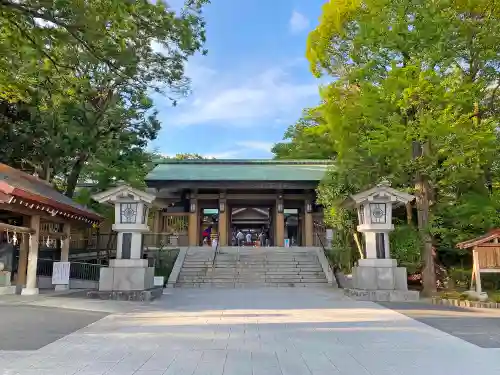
[52,262,70,285]
[154,276,165,287]
[326,229,334,240]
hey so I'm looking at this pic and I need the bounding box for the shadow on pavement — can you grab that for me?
[379,301,500,348]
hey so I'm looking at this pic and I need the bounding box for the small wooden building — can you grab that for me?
[456,229,500,293]
[0,163,101,294]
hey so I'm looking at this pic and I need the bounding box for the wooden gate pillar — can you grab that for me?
[304,199,314,247]
[218,193,227,246]
[188,196,199,246]
[275,194,284,247]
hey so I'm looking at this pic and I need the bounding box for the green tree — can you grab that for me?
[0,0,208,101]
[272,107,335,160]
[304,0,500,295]
[0,0,210,198]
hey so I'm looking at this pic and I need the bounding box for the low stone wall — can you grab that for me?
[87,287,163,301]
[431,297,500,309]
[345,288,419,302]
[37,276,99,290]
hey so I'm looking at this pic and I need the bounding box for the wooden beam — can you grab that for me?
[472,248,482,293]
[147,181,318,190]
[0,202,93,226]
[39,231,69,239]
[0,222,34,234]
[160,212,189,217]
[0,203,66,223]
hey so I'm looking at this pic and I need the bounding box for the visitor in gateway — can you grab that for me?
[236,230,245,246]
[245,232,252,246]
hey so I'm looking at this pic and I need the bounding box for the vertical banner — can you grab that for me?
[52,262,70,285]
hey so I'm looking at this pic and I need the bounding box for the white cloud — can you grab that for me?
[169,64,319,127]
[236,141,274,153]
[289,11,310,34]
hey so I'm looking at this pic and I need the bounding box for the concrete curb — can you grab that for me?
[432,297,500,309]
[315,248,338,287]
[166,247,188,288]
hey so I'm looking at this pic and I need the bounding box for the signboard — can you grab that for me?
[284,238,290,248]
[154,276,165,287]
[326,229,334,240]
[52,262,70,285]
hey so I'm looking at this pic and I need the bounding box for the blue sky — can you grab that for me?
[150,0,327,159]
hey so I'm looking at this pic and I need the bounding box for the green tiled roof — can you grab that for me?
[146,159,331,181]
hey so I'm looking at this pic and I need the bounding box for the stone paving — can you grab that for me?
[1,287,500,374]
[0,304,107,351]
[380,301,500,348]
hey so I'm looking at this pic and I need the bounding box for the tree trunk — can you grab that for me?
[415,174,436,296]
[413,141,436,296]
[65,153,88,198]
[405,202,413,225]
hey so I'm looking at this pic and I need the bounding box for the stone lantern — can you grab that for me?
[92,184,157,296]
[342,181,419,301]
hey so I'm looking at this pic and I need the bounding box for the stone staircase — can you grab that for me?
[175,247,330,287]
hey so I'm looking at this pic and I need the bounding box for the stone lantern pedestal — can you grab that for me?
[89,184,161,301]
[342,182,419,302]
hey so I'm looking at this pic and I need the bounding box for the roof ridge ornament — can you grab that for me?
[377,179,391,187]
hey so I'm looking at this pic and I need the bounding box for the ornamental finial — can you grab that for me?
[377,179,391,187]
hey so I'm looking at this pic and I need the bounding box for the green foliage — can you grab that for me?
[0,0,209,199]
[272,107,335,160]
[390,223,422,274]
[153,249,180,281]
[431,191,500,251]
[0,0,209,101]
[289,0,500,295]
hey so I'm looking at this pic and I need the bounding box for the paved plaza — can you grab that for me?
[1,288,500,375]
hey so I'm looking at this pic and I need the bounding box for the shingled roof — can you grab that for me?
[146,159,331,182]
[0,163,101,223]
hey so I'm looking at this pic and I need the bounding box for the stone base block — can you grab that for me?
[352,260,409,291]
[462,290,489,302]
[0,286,16,295]
[87,287,163,301]
[344,288,419,302]
[21,287,39,295]
[99,266,154,291]
[109,259,149,268]
[358,258,397,268]
[54,284,69,291]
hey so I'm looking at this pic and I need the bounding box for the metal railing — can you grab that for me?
[212,232,221,268]
[69,234,116,251]
[36,258,103,281]
[143,232,188,248]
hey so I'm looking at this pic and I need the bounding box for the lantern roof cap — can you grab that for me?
[342,184,415,208]
[92,184,156,205]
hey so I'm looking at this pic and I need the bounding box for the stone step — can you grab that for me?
[177,282,329,288]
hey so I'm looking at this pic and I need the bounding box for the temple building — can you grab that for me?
[145,159,330,248]
[0,163,101,294]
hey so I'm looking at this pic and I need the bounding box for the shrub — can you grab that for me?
[448,268,472,288]
[390,223,422,271]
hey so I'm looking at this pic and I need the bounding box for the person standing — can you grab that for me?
[236,230,245,247]
[245,232,252,246]
[258,231,265,247]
